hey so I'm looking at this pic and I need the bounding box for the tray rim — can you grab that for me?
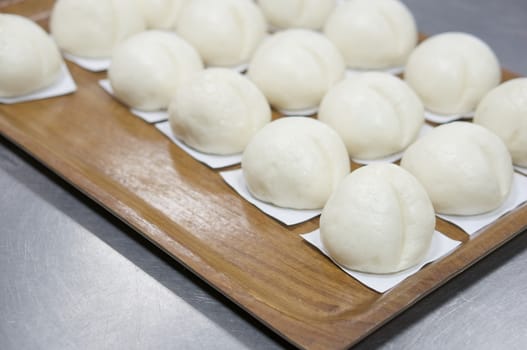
[1,3,527,347]
[1,66,526,349]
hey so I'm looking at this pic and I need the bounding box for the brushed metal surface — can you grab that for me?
[0,140,289,350]
[1,0,526,349]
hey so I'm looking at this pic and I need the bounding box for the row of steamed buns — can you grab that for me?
[244,111,518,275]
[1,0,526,275]
[48,0,414,69]
[0,0,506,116]
[52,0,498,116]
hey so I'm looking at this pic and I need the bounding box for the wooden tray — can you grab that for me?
[1,2,526,349]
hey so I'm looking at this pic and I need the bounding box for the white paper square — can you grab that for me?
[156,121,242,169]
[278,107,319,117]
[424,110,474,124]
[352,124,434,165]
[63,52,111,72]
[346,65,405,77]
[220,168,321,225]
[515,165,527,176]
[301,229,461,293]
[0,64,76,104]
[229,62,249,73]
[438,173,527,235]
[98,79,168,123]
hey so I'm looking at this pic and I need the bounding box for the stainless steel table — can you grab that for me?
[1,1,526,349]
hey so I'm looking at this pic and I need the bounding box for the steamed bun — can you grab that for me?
[242,117,350,209]
[474,78,527,167]
[248,29,346,111]
[50,0,145,58]
[320,163,435,274]
[0,14,63,97]
[318,72,424,159]
[404,32,501,115]
[108,31,203,111]
[177,0,267,67]
[169,68,271,155]
[324,0,418,69]
[401,122,513,215]
[140,0,188,29]
[257,0,335,30]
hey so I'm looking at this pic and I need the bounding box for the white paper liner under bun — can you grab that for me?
[0,64,77,104]
[63,52,111,72]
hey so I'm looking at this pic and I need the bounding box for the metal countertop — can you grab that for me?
[1,1,526,349]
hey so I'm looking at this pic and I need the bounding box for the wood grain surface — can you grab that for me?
[1,2,526,349]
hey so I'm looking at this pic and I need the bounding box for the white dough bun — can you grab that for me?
[401,122,513,215]
[242,117,350,209]
[169,68,271,155]
[474,78,527,167]
[318,72,424,159]
[257,0,335,30]
[0,14,63,97]
[324,0,418,69]
[50,0,145,58]
[321,163,435,274]
[140,0,188,30]
[404,32,501,115]
[177,0,267,67]
[248,29,346,111]
[108,31,203,111]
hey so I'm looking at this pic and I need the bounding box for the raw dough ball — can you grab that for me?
[257,0,335,30]
[0,14,63,97]
[177,0,267,67]
[404,32,501,115]
[169,68,271,155]
[50,0,145,58]
[140,0,188,29]
[242,117,350,209]
[108,31,203,111]
[320,163,435,274]
[474,78,527,167]
[248,29,346,111]
[318,72,424,159]
[324,0,417,69]
[401,122,513,215]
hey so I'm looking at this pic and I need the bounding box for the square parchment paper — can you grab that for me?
[0,64,76,104]
[302,229,461,293]
[438,173,527,235]
[221,168,321,225]
[156,121,242,169]
[98,79,168,124]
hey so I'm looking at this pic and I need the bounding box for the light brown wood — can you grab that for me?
[0,0,54,24]
[1,3,526,349]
